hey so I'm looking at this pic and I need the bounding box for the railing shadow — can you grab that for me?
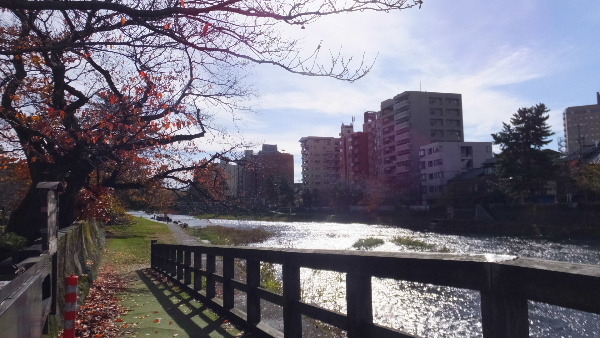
[136,268,239,338]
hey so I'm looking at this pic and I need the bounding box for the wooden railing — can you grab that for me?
[150,242,600,338]
[0,251,52,336]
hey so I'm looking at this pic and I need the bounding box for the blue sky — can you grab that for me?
[207,1,600,182]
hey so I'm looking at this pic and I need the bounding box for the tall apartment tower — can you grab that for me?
[339,124,370,185]
[563,92,600,154]
[364,91,464,194]
[299,136,341,191]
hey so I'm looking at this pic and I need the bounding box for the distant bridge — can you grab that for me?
[151,242,600,338]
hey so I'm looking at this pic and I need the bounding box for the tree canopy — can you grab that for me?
[0,0,422,239]
[491,104,558,201]
[575,163,600,200]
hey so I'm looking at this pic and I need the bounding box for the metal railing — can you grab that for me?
[150,242,600,338]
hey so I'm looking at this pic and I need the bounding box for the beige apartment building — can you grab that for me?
[299,136,341,191]
[563,92,600,154]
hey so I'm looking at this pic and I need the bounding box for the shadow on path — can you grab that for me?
[136,268,240,337]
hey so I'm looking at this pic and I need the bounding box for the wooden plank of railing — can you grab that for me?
[500,258,600,314]
[297,302,346,330]
[247,260,261,325]
[150,243,600,338]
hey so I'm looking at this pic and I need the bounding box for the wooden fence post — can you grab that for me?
[150,240,157,269]
[184,248,192,285]
[246,260,261,325]
[347,269,373,338]
[176,246,184,281]
[206,254,216,299]
[37,182,62,324]
[481,263,528,338]
[283,252,302,338]
[223,256,235,310]
[193,247,203,292]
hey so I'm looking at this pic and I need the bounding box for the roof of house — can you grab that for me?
[447,167,486,182]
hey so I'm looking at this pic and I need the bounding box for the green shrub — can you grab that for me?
[0,232,28,261]
[352,237,384,250]
[391,236,438,251]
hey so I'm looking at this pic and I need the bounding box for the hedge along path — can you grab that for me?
[76,217,241,337]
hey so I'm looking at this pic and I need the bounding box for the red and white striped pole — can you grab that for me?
[63,275,79,338]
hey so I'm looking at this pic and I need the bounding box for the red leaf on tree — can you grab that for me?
[202,23,211,36]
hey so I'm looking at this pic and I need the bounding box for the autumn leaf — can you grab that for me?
[202,23,211,36]
[164,23,172,29]
[120,17,127,25]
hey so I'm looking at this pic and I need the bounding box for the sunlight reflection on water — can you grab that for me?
[134,213,600,337]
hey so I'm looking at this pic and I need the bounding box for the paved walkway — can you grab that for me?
[165,221,204,246]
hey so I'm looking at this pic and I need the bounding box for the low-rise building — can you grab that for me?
[239,144,294,204]
[419,141,493,202]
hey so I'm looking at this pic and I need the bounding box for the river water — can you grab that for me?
[137,213,600,337]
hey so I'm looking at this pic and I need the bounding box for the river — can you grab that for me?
[135,213,600,337]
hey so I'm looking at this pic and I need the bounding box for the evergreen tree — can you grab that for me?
[492,104,558,201]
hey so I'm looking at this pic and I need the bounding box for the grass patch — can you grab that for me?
[105,217,175,267]
[391,236,451,252]
[260,263,283,294]
[187,225,274,246]
[352,237,385,250]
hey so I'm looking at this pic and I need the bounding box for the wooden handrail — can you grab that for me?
[150,242,600,338]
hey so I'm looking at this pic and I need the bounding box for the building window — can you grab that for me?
[428,173,434,180]
[428,161,433,167]
[446,119,461,127]
[420,161,426,169]
[435,159,443,166]
[421,174,426,181]
[447,109,461,116]
[434,172,444,179]
[431,130,444,138]
[434,146,443,153]
[419,149,425,157]
[430,108,443,116]
[447,130,461,138]
[445,98,460,105]
[429,97,442,105]
[430,119,443,126]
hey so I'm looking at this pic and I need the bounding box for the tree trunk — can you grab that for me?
[7,162,90,241]
[6,183,44,241]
